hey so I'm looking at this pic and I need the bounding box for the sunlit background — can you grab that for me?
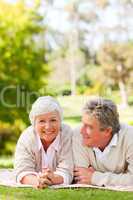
[0,0,133,166]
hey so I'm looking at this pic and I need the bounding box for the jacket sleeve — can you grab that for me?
[92,138,133,186]
[72,127,91,168]
[55,125,74,184]
[14,130,37,182]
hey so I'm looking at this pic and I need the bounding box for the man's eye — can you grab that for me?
[51,119,57,122]
[85,125,92,130]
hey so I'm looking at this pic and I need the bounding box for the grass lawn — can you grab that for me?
[0,186,133,200]
[0,157,13,168]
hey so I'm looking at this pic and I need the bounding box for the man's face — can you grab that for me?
[81,113,111,148]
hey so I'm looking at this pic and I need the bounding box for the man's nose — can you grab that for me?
[81,126,87,135]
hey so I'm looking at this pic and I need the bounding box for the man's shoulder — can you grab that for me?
[118,123,133,143]
[119,123,133,134]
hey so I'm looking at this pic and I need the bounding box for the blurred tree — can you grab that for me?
[0,0,50,124]
[0,0,51,154]
[41,0,133,96]
[47,46,85,96]
[97,42,133,107]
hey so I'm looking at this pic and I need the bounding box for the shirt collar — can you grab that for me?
[36,131,60,152]
[93,133,118,155]
[108,133,117,147]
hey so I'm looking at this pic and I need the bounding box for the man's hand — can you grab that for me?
[74,166,95,184]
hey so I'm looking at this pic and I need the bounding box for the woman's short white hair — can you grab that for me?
[29,96,63,125]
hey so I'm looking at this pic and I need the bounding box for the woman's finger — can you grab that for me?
[39,177,52,186]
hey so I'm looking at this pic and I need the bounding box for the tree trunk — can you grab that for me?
[70,64,76,96]
[68,30,78,96]
[116,64,128,107]
[118,79,128,107]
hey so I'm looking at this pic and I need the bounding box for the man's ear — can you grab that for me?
[105,127,113,136]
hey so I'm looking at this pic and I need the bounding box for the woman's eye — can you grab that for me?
[39,120,45,123]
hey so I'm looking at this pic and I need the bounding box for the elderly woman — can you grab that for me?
[14,96,73,188]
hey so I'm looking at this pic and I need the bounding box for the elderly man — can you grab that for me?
[73,97,133,187]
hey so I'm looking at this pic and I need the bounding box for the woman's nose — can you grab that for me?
[45,122,51,129]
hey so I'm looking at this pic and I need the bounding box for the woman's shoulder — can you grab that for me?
[73,125,81,136]
[61,123,73,137]
[17,125,35,144]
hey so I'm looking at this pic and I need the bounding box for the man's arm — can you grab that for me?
[72,128,90,167]
[74,142,133,186]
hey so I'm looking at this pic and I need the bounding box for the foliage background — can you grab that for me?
[0,0,133,156]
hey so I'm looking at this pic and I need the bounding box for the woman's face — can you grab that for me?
[35,111,61,145]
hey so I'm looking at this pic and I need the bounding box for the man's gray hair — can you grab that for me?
[83,97,120,134]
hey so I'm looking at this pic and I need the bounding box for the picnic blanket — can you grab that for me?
[0,169,32,188]
[51,183,133,192]
[0,169,133,192]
